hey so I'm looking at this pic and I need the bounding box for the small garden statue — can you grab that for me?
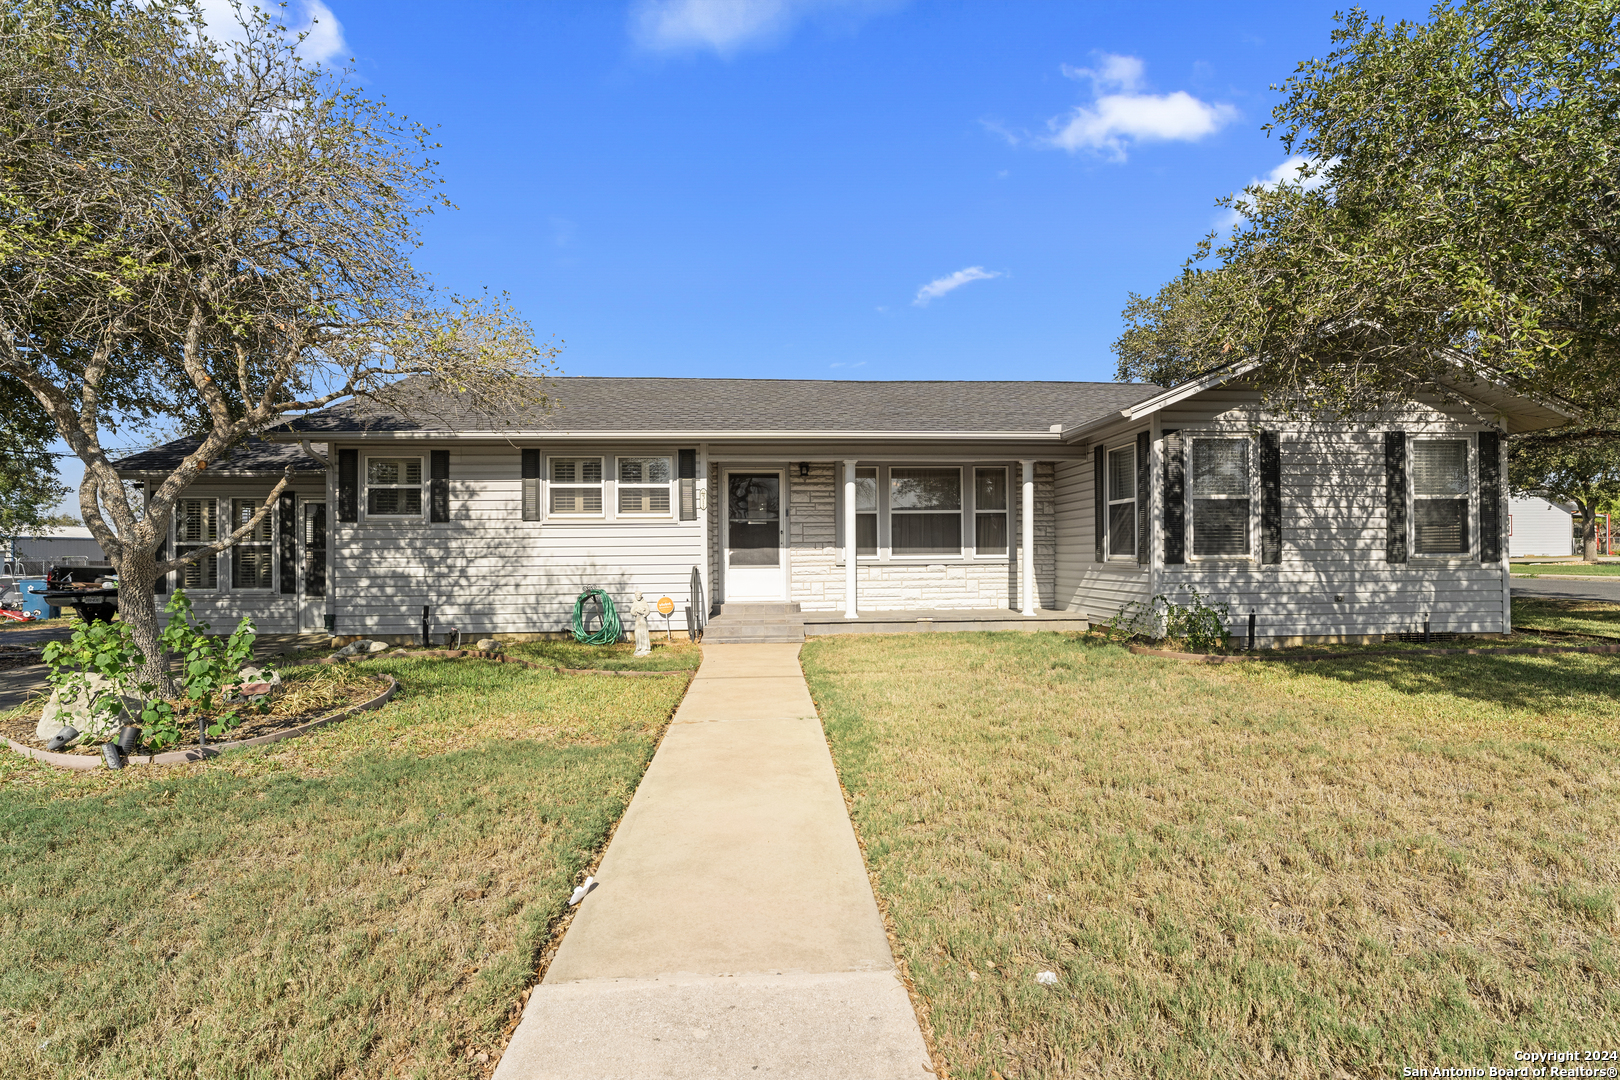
[630,592,652,656]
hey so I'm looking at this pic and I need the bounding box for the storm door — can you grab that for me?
[723,471,786,602]
[299,501,328,632]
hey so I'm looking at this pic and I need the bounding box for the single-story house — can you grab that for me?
[111,369,1571,647]
[1508,496,1576,558]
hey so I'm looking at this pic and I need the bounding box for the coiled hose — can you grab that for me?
[571,588,622,645]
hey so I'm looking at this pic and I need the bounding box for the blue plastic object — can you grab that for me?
[15,579,51,619]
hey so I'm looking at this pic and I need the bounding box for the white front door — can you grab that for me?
[298,501,328,632]
[723,470,787,602]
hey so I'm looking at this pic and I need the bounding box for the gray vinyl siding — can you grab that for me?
[330,443,705,638]
[1155,396,1510,642]
[1053,437,1152,620]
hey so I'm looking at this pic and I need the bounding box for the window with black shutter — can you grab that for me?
[521,449,541,521]
[1162,430,1185,565]
[429,450,450,522]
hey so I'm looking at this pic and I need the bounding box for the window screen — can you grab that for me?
[231,498,274,589]
[1413,439,1470,554]
[1190,438,1251,556]
[1106,446,1136,557]
[618,456,672,514]
[366,458,423,516]
[974,467,1008,555]
[550,457,604,515]
[890,468,961,556]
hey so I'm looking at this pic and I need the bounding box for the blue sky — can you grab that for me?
[55,0,1434,510]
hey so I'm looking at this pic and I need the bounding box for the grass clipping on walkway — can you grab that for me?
[802,633,1620,1079]
[0,651,691,1079]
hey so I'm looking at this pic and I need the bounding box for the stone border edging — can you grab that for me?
[1128,642,1620,664]
[319,648,690,677]
[2,675,399,772]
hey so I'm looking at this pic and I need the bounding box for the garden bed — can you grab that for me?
[2,664,392,758]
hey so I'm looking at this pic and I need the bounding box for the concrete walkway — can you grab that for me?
[495,644,932,1080]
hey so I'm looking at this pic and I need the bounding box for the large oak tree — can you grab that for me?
[0,0,556,686]
[1114,0,1620,421]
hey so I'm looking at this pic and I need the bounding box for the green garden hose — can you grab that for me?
[571,588,622,645]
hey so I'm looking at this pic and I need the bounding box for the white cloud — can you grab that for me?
[196,0,348,65]
[1045,53,1234,162]
[630,0,899,56]
[913,266,1001,307]
[1216,153,1336,230]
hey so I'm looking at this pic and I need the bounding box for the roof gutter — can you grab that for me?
[264,428,1071,443]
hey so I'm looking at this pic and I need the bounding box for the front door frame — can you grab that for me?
[721,467,788,603]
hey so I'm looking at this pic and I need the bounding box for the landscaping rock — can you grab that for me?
[475,638,502,654]
[222,665,283,703]
[36,673,143,742]
[333,639,389,658]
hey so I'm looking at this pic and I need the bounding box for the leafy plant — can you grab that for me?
[40,618,147,738]
[1107,586,1233,653]
[159,591,261,739]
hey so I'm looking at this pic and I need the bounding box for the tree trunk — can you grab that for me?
[1579,501,1599,564]
[115,547,175,696]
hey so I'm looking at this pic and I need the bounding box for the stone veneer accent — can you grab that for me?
[784,461,1057,613]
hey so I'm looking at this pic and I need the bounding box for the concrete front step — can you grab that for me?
[714,602,802,616]
[702,626,807,644]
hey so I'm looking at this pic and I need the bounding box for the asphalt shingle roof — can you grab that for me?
[277,376,1162,435]
[113,435,327,474]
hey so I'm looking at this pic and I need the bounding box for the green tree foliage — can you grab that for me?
[1114,0,1620,418]
[0,384,66,546]
[0,0,557,685]
[1509,435,1620,561]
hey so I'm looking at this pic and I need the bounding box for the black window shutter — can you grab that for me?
[1479,431,1502,562]
[430,450,450,522]
[154,538,167,593]
[678,449,697,521]
[1385,431,1408,564]
[337,448,358,522]
[1259,430,1282,565]
[521,448,541,521]
[278,493,296,594]
[1162,429,1185,565]
[1093,445,1105,562]
[1136,430,1150,564]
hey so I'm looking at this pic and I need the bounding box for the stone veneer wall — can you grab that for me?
[785,461,1057,613]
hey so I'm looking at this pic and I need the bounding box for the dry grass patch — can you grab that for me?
[803,632,1620,1079]
[0,652,691,1078]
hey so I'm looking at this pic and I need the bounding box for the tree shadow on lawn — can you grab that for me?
[1253,648,1620,729]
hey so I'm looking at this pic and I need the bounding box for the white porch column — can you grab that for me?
[1020,459,1036,617]
[842,460,861,618]
[844,459,859,618]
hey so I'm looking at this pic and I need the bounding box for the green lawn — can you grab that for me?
[802,631,1620,1079]
[1512,561,1620,577]
[0,651,691,1079]
[1511,596,1620,638]
[508,636,704,671]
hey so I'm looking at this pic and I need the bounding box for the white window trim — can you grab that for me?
[229,496,277,591]
[362,455,426,522]
[1105,443,1138,563]
[1186,435,1257,563]
[887,465,965,560]
[613,454,677,519]
[545,455,607,521]
[970,465,1011,561]
[172,496,220,591]
[1409,434,1476,561]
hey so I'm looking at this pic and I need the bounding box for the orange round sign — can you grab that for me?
[657,596,675,616]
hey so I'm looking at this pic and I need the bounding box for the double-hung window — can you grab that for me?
[890,468,961,556]
[974,467,1009,556]
[617,456,672,515]
[366,458,423,517]
[1190,438,1251,557]
[1106,445,1136,558]
[231,499,274,589]
[550,457,603,516]
[1412,439,1470,555]
[174,498,218,589]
